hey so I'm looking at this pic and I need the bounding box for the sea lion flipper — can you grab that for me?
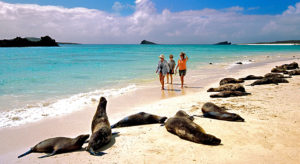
[88,148,106,156]
[18,149,33,158]
[112,132,120,136]
[38,150,57,158]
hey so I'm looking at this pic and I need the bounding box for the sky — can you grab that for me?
[0,0,300,44]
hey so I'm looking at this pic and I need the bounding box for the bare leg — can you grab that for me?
[170,74,173,84]
[166,74,169,83]
[159,73,165,90]
[162,75,165,90]
[180,75,184,88]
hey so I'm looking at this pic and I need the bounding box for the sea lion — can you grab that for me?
[219,78,244,85]
[250,77,289,86]
[280,62,299,70]
[86,97,111,156]
[207,83,245,92]
[271,67,287,73]
[210,91,251,98]
[264,73,290,78]
[111,112,167,128]
[201,102,244,122]
[18,134,89,158]
[286,69,300,76]
[165,110,221,145]
[238,75,263,80]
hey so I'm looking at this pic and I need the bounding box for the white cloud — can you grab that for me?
[0,0,300,44]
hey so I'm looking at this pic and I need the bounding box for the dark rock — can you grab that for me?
[236,62,243,64]
[239,75,264,81]
[219,78,244,85]
[0,36,59,47]
[210,91,251,98]
[207,84,245,92]
[140,40,156,44]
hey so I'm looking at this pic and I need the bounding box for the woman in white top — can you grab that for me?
[156,54,170,90]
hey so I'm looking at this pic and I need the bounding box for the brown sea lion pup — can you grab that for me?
[238,75,263,80]
[264,73,290,78]
[219,78,244,85]
[165,110,221,145]
[87,97,111,156]
[207,83,245,92]
[210,91,250,98]
[18,134,90,158]
[111,112,167,128]
[201,102,244,122]
[250,77,289,86]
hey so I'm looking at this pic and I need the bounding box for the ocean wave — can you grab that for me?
[0,85,137,128]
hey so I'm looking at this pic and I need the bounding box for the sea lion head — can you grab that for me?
[175,110,194,121]
[229,113,245,122]
[97,97,107,114]
[159,116,168,123]
[75,134,90,145]
[202,134,221,145]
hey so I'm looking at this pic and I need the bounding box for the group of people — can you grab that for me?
[156,52,188,90]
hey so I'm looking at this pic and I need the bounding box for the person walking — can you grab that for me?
[167,54,176,84]
[175,52,188,88]
[156,54,169,90]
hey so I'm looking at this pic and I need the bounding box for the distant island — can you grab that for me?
[140,40,157,44]
[215,41,231,45]
[0,36,59,47]
[250,40,300,45]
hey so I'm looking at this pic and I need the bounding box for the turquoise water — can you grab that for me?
[0,44,300,127]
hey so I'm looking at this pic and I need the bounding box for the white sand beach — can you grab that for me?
[0,56,300,164]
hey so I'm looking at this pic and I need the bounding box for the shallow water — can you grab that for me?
[0,44,299,127]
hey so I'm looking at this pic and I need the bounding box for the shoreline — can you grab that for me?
[1,51,298,128]
[1,55,300,163]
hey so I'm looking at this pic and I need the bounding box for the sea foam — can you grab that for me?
[0,85,136,128]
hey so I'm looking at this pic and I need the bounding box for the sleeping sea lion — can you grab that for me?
[219,78,244,86]
[201,102,244,122]
[277,62,299,70]
[250,77,289,86]
[271,67,287,73]
[238,75,263,81]
[286,69,300,76]
[165,110,221,145]
[111,112,167,128]
[18,134,89,158]
[207,83,245,92]
[86,97,111,156]
[210,91,251,98]
[264,73,290,78]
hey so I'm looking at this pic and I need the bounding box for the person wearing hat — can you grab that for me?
[175,52,188,88]
[156,54,170,90]
[167,54,176,84]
